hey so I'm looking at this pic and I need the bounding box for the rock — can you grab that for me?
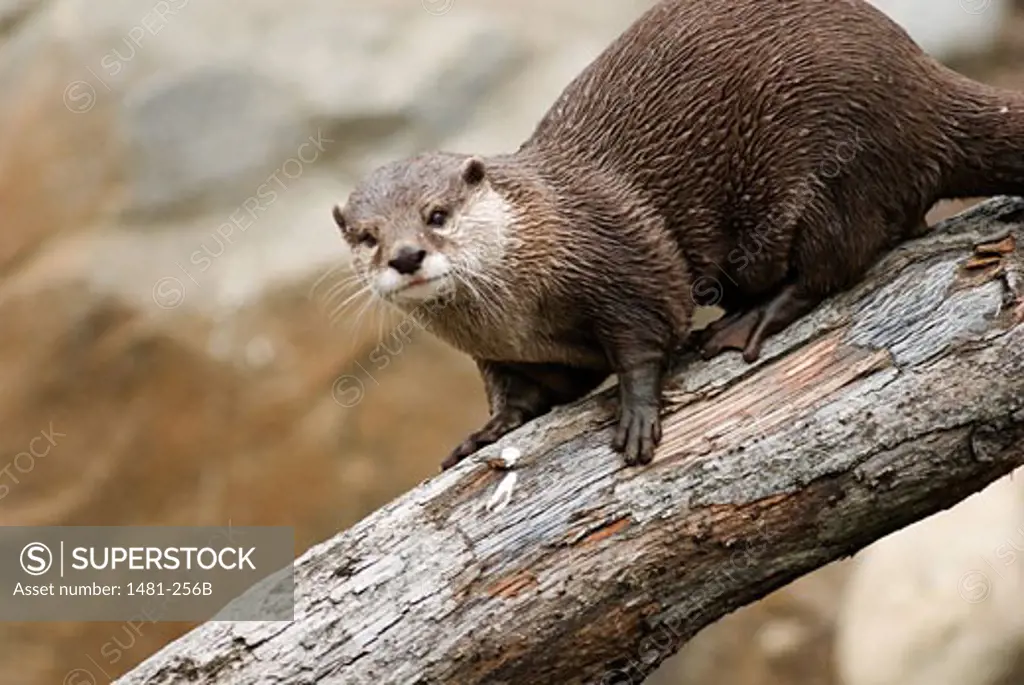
[0,0,631,316]
[19,0,525,221]
[0,34,119,274]
[868,0,1011,59]
[0,272,486,683]
[650,562,849,685]
[0,0,39,35]
[121,68,314,221]
[835,472,1024,685]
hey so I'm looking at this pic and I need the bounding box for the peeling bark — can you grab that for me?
[118,197,1024,685]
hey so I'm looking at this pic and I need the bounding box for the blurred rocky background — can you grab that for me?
[0,0,1023,683]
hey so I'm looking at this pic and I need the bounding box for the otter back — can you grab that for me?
[524,0,1024,299]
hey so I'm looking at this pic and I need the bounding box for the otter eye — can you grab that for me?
[426,209,448,228]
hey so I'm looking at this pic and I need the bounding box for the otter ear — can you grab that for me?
[461,157,486,187]
[332,205,347,233]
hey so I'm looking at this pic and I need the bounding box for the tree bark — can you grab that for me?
[118,197,1024,685]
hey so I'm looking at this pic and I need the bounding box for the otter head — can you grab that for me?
[333,152,512,307]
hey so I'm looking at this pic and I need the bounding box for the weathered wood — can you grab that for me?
[118,197,1024,685]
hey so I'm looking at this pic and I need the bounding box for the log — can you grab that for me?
[118,197,1024,685]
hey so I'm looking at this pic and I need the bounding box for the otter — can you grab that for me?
[333,0,1024,469]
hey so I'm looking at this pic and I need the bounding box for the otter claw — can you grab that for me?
[441,435,488,471]
[613,404,661,466]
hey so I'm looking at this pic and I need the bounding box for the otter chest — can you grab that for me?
[424,305,605,368]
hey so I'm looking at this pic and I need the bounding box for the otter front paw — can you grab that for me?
[441,435,488,470]
[612,403,662,466]
[440,408,529,471]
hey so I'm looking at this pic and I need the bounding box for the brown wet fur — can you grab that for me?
[336,0,1024,469]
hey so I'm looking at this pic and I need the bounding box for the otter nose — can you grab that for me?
[388,246,427,275]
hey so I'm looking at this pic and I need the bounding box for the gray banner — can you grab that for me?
[0,526,294,621]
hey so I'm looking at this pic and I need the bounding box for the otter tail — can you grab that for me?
[940,72,1024,200]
